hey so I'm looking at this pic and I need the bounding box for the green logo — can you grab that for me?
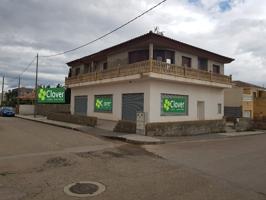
[37,87,65,104]
[38,88,47,101]
[95,99,103,109]
[163,99,172,111]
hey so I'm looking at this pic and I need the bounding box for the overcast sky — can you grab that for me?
[0,0,265,90]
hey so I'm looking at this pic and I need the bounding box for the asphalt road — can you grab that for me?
[0,117,115,157]
[0,117,266,200]
[145,134,266,197]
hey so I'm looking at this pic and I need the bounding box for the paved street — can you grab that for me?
[145,134,266,197]
[0,117,266,200]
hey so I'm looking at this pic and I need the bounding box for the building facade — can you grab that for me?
[224,81,266,119]
[66,32,234,123]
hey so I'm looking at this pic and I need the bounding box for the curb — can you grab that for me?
[103,135,164,145]
[15,116,163,145]
[15,116,81,131]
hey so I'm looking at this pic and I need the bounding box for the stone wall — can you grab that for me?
[36,104,70,116]
[47,113,97,127]
[145,119,225,136]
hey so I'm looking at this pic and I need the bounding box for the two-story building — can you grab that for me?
[65,32,234,124]
[224,81,266,119]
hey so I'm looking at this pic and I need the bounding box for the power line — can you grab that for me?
[40,0,167,58]
[18,56,36,77]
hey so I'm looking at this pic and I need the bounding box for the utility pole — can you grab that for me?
[17,76,21,113]
[1,75,5,106]
[34,53,39,118]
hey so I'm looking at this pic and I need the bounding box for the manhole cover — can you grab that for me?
[64,181,105,197]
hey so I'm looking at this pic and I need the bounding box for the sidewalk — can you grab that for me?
[154,130,266,143]
[16,115,163,145]
[16,115,266,145]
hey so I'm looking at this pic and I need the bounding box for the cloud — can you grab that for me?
[0,0,265,90]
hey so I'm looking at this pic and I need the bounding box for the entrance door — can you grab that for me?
[122,93,144,121]
[74,96,88,116]
[197,101,205,120]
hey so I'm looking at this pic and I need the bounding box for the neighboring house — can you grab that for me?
[65,32,234,123]
[15,87,35,104]
[224,81,266,119]
[13,87,34,98]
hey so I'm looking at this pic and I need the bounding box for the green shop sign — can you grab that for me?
[37,87,65,104]
[161,94,188,115]
[94,95,112,112]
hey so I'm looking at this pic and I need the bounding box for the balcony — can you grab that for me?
[65,60,232,87]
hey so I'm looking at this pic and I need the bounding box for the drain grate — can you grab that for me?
[64,181,105,197]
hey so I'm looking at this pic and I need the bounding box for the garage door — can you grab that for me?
[122,93,144,121]
[74,96,88,116]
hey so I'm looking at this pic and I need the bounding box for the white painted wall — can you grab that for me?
[70,79,224,122]
[19,105,34,115]
[149,80,224,122]
[71,80,151,121]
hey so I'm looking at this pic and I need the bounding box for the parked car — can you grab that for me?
[0,107,15,117]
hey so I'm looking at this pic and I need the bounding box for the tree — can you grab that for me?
[4,89,18,107]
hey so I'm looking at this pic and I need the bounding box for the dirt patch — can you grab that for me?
[75,144,163,160]
[36,157,74,172]
[44,157,72,168]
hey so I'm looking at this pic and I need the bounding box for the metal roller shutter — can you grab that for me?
[74,96,88,116]
[122,93,144,121]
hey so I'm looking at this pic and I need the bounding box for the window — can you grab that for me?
[75,68,80,76]
[198,57,208,71]
[103,62,108,70]
[156,56,163,62]
[218,103,222,114]
[153,50,175,64]
[128,50,149,64]
[182,56,191,68]
[213,64,220,73]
